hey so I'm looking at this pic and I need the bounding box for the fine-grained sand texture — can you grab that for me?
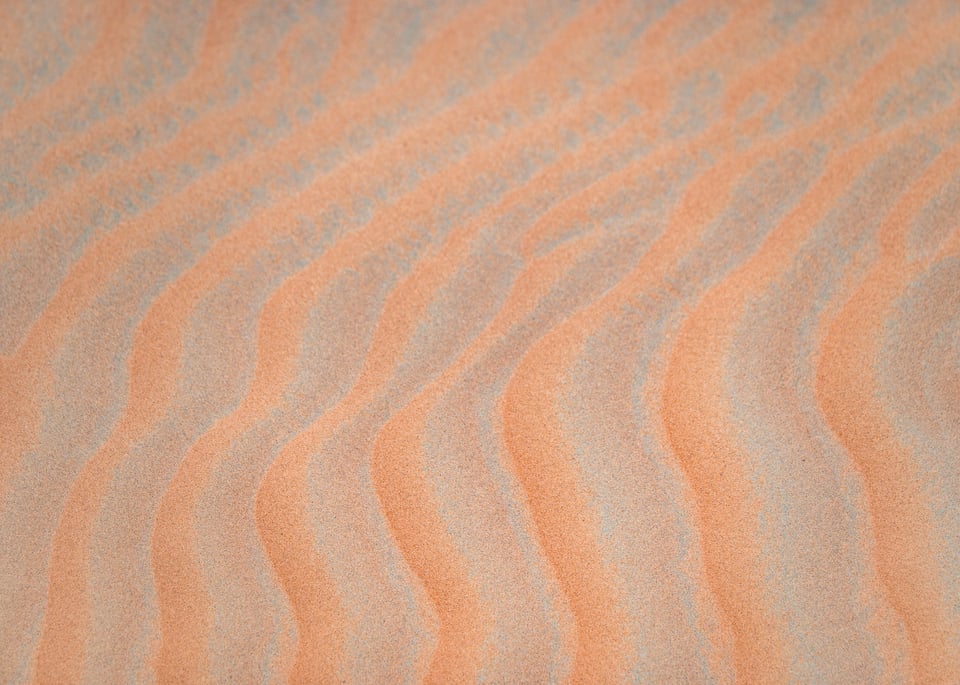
[2,1,960,683]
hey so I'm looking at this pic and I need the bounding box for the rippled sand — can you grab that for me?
[1,1,959,682]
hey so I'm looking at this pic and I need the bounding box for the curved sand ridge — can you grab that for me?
[1,0,959,682]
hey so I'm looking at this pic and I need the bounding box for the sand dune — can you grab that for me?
[1,0,959,682]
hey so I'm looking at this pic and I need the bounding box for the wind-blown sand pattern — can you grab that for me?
[1,0,959,683]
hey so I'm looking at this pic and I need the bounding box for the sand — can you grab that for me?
[1,1,959,682]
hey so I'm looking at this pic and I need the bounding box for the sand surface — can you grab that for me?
[1,1,959,682]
